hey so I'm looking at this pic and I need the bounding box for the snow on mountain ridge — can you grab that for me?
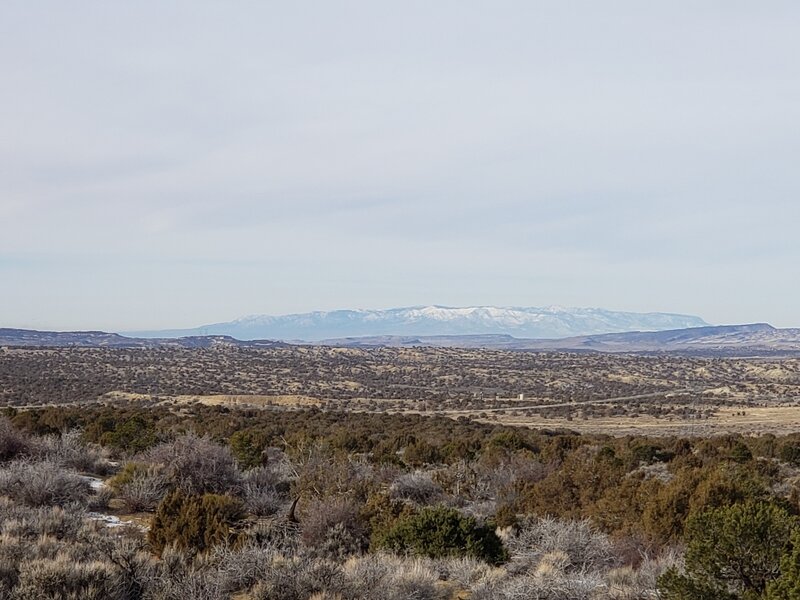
[142,306,711,341]
[233,305,605,326]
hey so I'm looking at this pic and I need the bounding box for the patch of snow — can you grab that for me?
[161,305,711,341]
[80,475,106,491]
[87,512,142,529]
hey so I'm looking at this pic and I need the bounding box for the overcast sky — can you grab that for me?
[2,1,799,331]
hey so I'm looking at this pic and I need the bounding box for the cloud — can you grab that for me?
[1,1,799,328]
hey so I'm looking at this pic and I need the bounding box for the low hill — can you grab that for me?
[319,324,800,356]
[0,329,284,349]
[3,323,799,356]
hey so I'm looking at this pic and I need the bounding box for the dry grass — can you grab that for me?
[105,391,323,407]
[170,394,323,408]
[4,347,800,437]
[487,405,800,436]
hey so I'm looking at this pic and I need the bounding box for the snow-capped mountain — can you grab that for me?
[129,306,709,341]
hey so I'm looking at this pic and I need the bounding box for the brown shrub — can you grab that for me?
[142,433,241,496]
[108,462,169,513]
[0,418,31,463]
[0,460,90,507]
[13,557,119,600]
[300,496,369,560]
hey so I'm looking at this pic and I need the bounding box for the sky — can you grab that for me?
[2,1,799,331]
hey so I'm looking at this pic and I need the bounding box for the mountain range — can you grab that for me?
[2,322,800,356]
[127,306,710,341]
[322,323,800,355]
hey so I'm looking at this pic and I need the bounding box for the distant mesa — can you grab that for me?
[331,323,800,356]
[126,305,710,341]
[2,319,800,356]
[0,328,285,350]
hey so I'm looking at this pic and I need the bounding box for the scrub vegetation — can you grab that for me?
[2,347,799,438]
[3,404,800,599]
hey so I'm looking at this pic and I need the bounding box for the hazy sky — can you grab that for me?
[2,2,799,331]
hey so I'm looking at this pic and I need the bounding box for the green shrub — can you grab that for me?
[629,442,674,466]
[778,442,800,466]
[106,461,148,492]
[402,440,442,467]
[107,462,169,512]
[689,464,774,515]
[99,415,158,454]
[230,430,268,470]
[728,441,753,464]
[362,492,415,550]
[378,505,507,566]
[641,462,777,545]
[486,431,533,453]
[149,490,246,556]
[766,530,800,599]
[658,500,798,599]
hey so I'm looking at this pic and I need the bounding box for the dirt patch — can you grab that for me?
[170,394,323,408]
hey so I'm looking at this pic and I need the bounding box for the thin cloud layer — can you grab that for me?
[2,1,798,330]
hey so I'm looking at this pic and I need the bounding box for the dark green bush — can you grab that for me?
[230,430,268,469]
[98,415,158,454]
[486,430,534,453]
[378,505,507,565]
[728,441,753,464]
[766,530,800,599]
[402,440,443,467]
[778,442,800,466]
[629,442,674,466]
[658,500,798,599]
[149,490,246,556]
